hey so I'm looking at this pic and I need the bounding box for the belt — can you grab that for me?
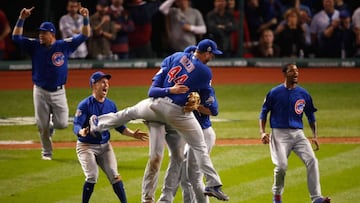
[40,85,64,92]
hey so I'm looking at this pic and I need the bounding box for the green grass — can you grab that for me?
[0,83,359,202]
[0,144,359,202]
[1,83,360,141]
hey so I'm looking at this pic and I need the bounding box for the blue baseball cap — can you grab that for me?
[90,71,111,87]
[184,45,197,54]
[38,22,56,34]
[196,39,223,55]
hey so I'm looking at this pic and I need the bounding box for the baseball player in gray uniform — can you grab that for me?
[12,5,91,160]
[259,63,330,203]
[73,71,148,203]
[90,39,229,201]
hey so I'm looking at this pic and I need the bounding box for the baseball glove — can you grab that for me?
[184,92,201,112]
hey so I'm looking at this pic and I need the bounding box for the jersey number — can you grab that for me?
[167,66,188,84]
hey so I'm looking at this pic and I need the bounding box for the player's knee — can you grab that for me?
[54,121,68,129]
[275,163,288,172]
[85,177,97,184]
[149,156,163,170]
[110,175,122,184]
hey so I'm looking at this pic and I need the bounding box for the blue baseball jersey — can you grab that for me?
[73,96,126,144]
[194,87,218,129]
[149,52,213,106]
[12,34,88,91]
[259,84,317,129]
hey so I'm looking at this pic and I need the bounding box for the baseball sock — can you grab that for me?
[113,181,127,203]
[82,181,95,203]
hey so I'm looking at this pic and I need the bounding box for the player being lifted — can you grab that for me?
[89,39,229,201]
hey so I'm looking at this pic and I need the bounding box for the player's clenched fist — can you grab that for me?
[19,7,35,19]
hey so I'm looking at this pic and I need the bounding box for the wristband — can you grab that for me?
[16,19,25,27]
[83,17,89,26]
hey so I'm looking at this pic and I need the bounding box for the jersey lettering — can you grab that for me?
[180,55,195,72]
[167,65,188,84]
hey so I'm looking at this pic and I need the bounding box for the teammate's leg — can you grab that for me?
[76,141,99,203]
[33,85,52,159]
[49,88,69,129]
[270,129,293,199]
[142,122,166,203]
[157,129,186,203]
[292,129,322,202]
[98,143,127,203]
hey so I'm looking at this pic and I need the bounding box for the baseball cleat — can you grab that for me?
[89,115,99,134]
[273,194,282,203]
[41,155,52,161]
[314,197,331,203]
[204,186,229,201]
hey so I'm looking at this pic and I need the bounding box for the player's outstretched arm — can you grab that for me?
[79,4,91,37]
[12,7,35,36]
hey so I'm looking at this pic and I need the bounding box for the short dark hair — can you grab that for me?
[282,63,295,73]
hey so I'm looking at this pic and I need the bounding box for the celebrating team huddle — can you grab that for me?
[11,1,331,203]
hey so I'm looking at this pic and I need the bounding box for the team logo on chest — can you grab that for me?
[52,52,65,67]
[294,99,305,114]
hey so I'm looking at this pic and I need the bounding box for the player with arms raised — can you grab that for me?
[12,5,91,160]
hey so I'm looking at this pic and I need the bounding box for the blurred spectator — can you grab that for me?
[125,0,161,58]
[310,0,340,57]
[334,0,351,14]
[108,0,135,59]
[0,9,11,60]
[245,0,278,43]
[352,7,360,56]
[159,0,206,52]
[321,9,356,58]
[206,0,237,57]
[275,8,306,57]
[88,0,117,60]
[298,8,313,56]
[227,0,252,57]
[59,0,88,59]
[251,28,281,57]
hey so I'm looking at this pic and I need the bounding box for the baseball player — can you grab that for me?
[12,5,90,160]
[141,45,198,203]
[73,71,148,203]
[158,87,218,203]
[259,63,330,203]
[89,39,229,201]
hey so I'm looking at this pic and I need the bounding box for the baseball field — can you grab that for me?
[0,67,359,203]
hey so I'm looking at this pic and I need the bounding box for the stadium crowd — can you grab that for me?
[1,0,360,60]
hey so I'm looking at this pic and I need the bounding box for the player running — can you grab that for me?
[12,5,90,160]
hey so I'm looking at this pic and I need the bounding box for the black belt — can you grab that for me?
[40,85,64,92]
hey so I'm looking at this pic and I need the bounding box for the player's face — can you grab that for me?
[38,31,54,45]
[203,52,215,64]
[285,65,299,84]
[67,2,79,15]
[93,78,110,99]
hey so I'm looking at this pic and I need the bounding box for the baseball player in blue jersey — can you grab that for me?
[89,39,229,201]
[259,63,330,203]
[12,5,90,160]
[141,45,197,203]
[73,71,148,203]
[157,86,218,203]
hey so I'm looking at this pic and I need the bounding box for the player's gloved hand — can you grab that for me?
[133,129,149,141]
[183,92,201,113]
[261,132,270,144]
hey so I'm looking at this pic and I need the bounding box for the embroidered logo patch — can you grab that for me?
[52,52,65,67]
[294,99,305,114]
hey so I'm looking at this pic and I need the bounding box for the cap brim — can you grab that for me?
[212,50,223,55]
